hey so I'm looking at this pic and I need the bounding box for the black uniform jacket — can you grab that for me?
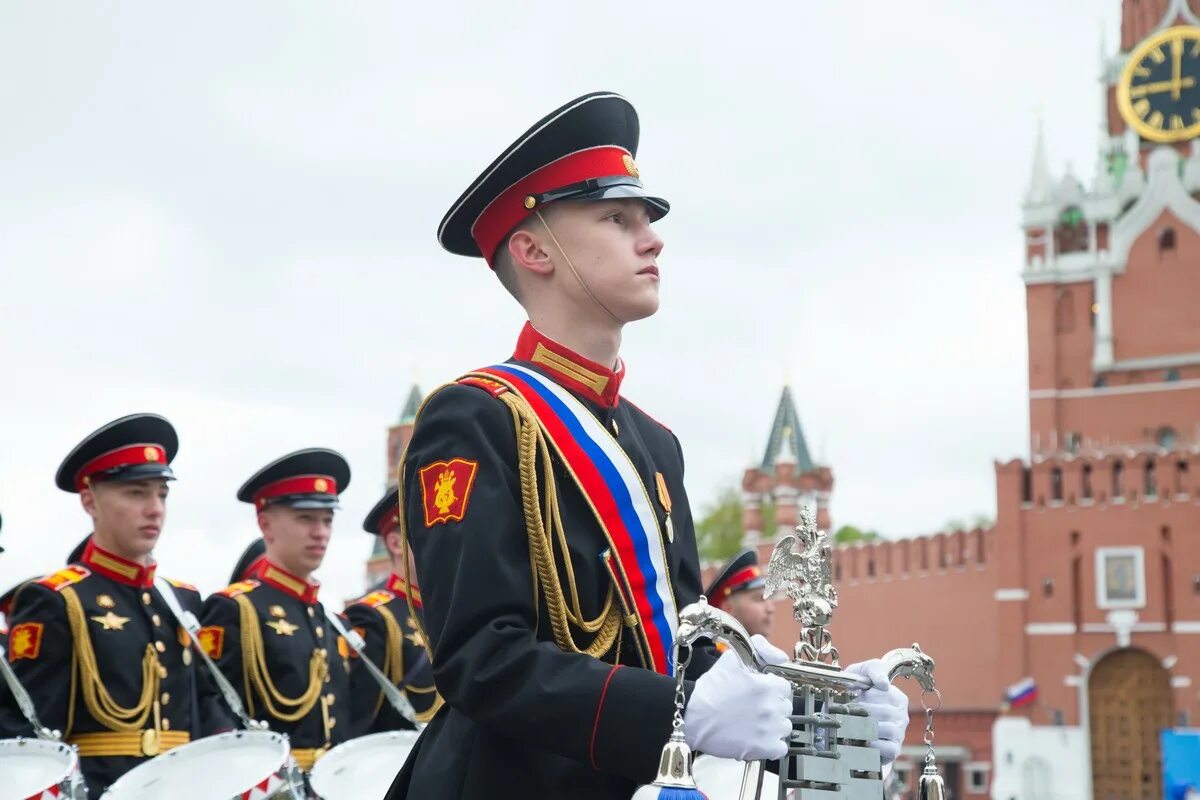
[345,573,441,737]
[386,324,718,800]
[1,541,217,796]
[197,558,352,763]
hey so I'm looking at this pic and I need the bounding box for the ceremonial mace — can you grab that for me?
[637,506,948,800]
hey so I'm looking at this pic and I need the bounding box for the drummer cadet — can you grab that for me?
[345,486,441,737]
[705,548,774,639]
[384,92,808,800]
[198,449,353,772]
[1,413,215,795]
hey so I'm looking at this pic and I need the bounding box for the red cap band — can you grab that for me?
[75,444,167,491]
[471,145,637,266]
[253,474,338,509]
[715,566,761,599]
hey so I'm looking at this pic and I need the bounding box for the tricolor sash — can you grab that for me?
[475,363,678,675]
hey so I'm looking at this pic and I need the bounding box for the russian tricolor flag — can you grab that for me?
[1005,677,1038,709]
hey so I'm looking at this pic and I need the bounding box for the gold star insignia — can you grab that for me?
[91,611,131,631]
[266,619,299,636]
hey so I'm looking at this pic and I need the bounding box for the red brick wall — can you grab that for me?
[1112,212,1200,361]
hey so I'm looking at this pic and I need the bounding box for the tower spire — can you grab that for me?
[1025,116,1054,206]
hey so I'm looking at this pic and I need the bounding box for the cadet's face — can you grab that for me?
[726,589,774,638]
[84,479,168,561]
[260,506,333,579]
[545,199,664,323]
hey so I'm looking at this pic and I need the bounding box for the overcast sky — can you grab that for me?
[0,1,1123,602]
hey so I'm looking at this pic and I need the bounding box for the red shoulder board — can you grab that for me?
[36,565,91,592]
[457,375,509,397]
[354,590,395,609]
[165,577,198,592]
[217,579,260,598]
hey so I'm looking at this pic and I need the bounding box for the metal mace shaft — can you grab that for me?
[0,641,59,740]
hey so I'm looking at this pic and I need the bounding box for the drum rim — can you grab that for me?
[0,736,81,794]
[308,730,420,788]
[102,730,293,795]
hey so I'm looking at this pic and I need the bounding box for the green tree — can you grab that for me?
[833,525,880,545]
[695,487,744,562]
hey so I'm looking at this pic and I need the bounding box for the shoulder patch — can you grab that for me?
[165,577,198,592]
[197,626,224,659]
[418,458,479,527]
[457,375,509,397]
[217,579,260,598]
[8,622,44,661]
[36,565,91,592]
[353,590,395,609]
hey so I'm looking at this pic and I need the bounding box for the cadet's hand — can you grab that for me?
[845,659,909,764]
[684,650,792,761]
[751,634,789,666]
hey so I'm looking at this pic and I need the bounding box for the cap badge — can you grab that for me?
[314,478,329,493]
[622,154,639,177]
[144,447,160,462]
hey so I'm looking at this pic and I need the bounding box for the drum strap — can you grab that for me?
[154,577,260,731]
[322,606,418,725]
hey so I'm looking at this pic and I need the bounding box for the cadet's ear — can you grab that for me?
[257,510,272,541]
[80,488,99,520]
[506,226,555,277]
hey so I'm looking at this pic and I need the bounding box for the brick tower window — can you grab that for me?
[1145,460,1158,498]
[1156,427,1178,449]
[1054,206,1089,255]
[1113,461,1125,498]
[1082,464,1093,500]
[1051,467,1064,502]
[1158,227,1176,254]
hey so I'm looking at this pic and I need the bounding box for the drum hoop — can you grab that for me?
[0,737,81,792]
[104,730,293,796]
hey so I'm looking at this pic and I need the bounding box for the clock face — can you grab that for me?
[1117,26,1200,143]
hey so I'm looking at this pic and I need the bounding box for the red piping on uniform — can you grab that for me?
[590,665,623,770]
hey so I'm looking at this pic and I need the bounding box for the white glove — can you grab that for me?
[751,635,789,666]
[685,649,792,761]
[845,659,909,764]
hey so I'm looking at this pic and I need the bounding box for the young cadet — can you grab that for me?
[345,487,441,737]
[198,449,353,773]
[2,413,213,795]
[385,92,809,800]
[706,548,774,639]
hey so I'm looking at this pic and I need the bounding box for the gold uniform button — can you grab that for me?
[307,608,315,618]
[162,719,171,731]
[152,614,162,627]
[182,650,192,666]
[315,626,324,638]
[142,592,153,605]
[325,693,335,706]
[329,717,336,729]
[161,692,170,705]
[155,641,166,653]
[158,666,168,679]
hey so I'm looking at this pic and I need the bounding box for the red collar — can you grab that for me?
[80,540,157,588]
[257,559,320,605]
[386,573,423,609]
[512,322,623,408]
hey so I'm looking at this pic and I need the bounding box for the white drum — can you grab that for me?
[0,738,84,800]
[101,730,299,800]
[692,754,789,800]
[308,730,420,800]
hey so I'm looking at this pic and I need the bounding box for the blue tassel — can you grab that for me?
[631,786,708,799]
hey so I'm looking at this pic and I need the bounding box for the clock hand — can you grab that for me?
[1130,76,1197,98]
[1172,36,1184,101]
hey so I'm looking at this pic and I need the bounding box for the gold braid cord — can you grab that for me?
[62,586,159,735]
[375,605,444,723]
[496,391,623,660]
[234,594,327,722]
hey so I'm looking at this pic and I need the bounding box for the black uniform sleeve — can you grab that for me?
[404,385,679,783]
[4,584,71,736]
[196,593,244,734]
[345,602,388,737]
[177,587,229,738]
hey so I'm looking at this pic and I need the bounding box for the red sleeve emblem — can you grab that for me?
[197,626,224,659]
[8,623,44,661]
[418,458,479,527]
